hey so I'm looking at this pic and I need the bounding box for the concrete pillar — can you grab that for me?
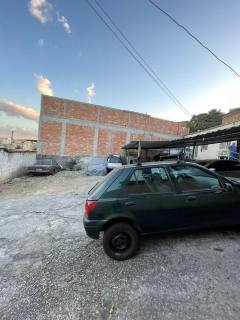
[93,127,99,156]
[126,130,131,144]
[92,107,100,156]
[60,122,66,156]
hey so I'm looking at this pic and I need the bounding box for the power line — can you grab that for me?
[148,0,240,79]
[85,0,192,117]
[93,0,191,117]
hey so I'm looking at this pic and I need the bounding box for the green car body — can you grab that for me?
[83,161,240,260]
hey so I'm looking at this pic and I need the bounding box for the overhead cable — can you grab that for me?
[85,0,192,117]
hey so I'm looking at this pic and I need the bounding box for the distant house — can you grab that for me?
[187,108,240,160]
[222,108,240,125]
[0,138,37,151]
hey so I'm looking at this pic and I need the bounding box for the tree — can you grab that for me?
[187,109,223,133]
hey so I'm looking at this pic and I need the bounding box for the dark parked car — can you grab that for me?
[27,159,62,175]
[83,161,240,260]
[196,159,240,178]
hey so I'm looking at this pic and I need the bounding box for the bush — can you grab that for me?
[67,159,77,171]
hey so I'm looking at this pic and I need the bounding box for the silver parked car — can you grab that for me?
[107,154,125,172]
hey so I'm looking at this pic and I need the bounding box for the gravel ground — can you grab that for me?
[0,171,240,320]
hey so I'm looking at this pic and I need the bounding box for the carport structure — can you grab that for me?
[123,123,240,160]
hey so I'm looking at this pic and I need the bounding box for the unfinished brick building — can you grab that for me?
[38,95,189,157]
[222,108,240,125]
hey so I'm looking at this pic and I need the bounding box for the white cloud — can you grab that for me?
[86,83,96,103]
[57,14,71,34]
[0,125,37,139]
[35,74,53,96]
[29,0,52,24]
[37,39,44,47]
[29,0,71,34]
[0,100,39,122]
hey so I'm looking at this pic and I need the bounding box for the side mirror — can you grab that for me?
[223,182,233,192]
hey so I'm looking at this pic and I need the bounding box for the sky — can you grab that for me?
[1,0,240,139]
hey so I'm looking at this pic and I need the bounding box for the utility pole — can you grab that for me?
[10,130,14,145]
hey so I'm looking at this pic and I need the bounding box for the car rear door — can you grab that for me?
[124,166,188,233]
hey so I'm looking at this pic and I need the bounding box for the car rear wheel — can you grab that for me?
[103,223,139,260]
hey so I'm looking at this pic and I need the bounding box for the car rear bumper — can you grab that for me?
[27,170,51,174]
[83,214,108,239]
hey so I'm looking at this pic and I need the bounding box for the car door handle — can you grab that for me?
[125,201,136,207]
[186,196,197,202]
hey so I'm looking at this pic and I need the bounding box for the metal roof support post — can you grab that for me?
[183,146,186,160]
[192,143,196,160]
[137,141,142,166]
[237,140,240,160]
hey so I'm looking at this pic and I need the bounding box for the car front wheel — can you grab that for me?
[103,223,139,260]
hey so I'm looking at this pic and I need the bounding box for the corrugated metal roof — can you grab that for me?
[123,124,240,150]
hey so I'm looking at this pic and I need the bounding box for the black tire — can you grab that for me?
[103,223,139,260]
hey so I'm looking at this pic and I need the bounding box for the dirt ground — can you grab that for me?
[1,171,240,320]
[0,171,101,198]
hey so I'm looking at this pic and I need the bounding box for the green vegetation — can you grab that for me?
[187,109,223,133]
[67,159,77,171]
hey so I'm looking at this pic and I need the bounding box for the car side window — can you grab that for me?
[126,167,173,194]
[169,165,221,192]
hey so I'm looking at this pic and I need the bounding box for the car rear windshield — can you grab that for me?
[108,156,122,163]
[88,168,122,199]
[35,159,53,165]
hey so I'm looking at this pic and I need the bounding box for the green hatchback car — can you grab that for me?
[83,161,240,260]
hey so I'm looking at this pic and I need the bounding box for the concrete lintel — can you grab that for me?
[40,115,181,140]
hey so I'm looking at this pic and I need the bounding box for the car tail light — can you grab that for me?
[85,200,97,216]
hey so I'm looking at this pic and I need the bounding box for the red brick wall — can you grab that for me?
[41,142,60,155]
[65,101,97,121]
[222,112,240,125]
[97,129,126,156]
[129,113,149,130]
[42,96,65,117]
[99,108,129,126]
[178,125,189,136]
[39,96,189,157]
[40,121,61,155]
[64,124,94,156]
[130,133,145,141]
[150,135,169,141]
[149,117,178,135]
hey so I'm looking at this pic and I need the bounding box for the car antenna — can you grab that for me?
[137,141,142,166]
